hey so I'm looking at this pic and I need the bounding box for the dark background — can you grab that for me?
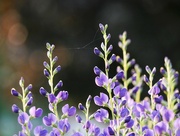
[0,0,180,135]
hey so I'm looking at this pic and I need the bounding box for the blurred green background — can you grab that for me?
[0,0,180,135]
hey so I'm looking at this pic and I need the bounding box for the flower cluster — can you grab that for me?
[11,24,180,136]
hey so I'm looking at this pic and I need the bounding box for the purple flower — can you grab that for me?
[113,86,127,98]
[48,94,57,103]
[72,132,84,136]
[62,104,76,116]
[154,121,168,135]
[160,107,174,123]
[43,113,57,126]
[49,128,60,136]
[58,118,70,133]
[126,119,134,128]
[94,108,109,122]
[90,125,100,136]
[95,72,108,87]
[120,107,129,117]
[174,118,180,131]
[34,126,48,136]
[94,93,108,106]
[144,129,154,136]
[18,112,29,125]
[12,104,20,113]
[151,110,161,123]
[148,85,160,95]
[56,91,68,101]
[29,106,43,118]
[176,129,180,136]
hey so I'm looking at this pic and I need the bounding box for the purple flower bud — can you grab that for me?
[94,66,101,75]
[53,65,61,75]
[116,56,122,63]
[26,97,33,106]
[128,59,136,67]
[152,67,156,75]
[39,87,47,96]
[116,71,124,80]
[43,113,57,126]
[94,108,109,122]
[56,91,68,101]
[26,84,33,91]
[75,114,82,123]
[124,116,131,123]
[43,61,50,69]
[52,56,58,64]
[107,127,114,135]
[86,95,92,107]
[132,86,139,94]
[58,119,70,133]
[29,106,43,118]
[12,104,20,113]
[144,75,149,84]
[143,129,154,136]
[94,47,103,58]
[84,120,91,130]
[78,103,86,111]
[18,112,29,125]
[107,44,113,53]
[160,67,166,75]
[62,104,76,116]
[154,95,163,104]
[34,126,48,136]
[94,93,108,106]
[110,54,116,62]
[19,77,24,87]
[121,100,127,105]
[145,66,151,74]
[11,88,19,97]
[128,133,135,136]
[107,34,111,42]
[48,94,57,103]
[113,86,127,98]
[99,23,104,33]
[54,80,63,91]
[44,69,50,77]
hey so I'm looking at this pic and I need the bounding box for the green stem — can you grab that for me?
[103,33,114,120]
